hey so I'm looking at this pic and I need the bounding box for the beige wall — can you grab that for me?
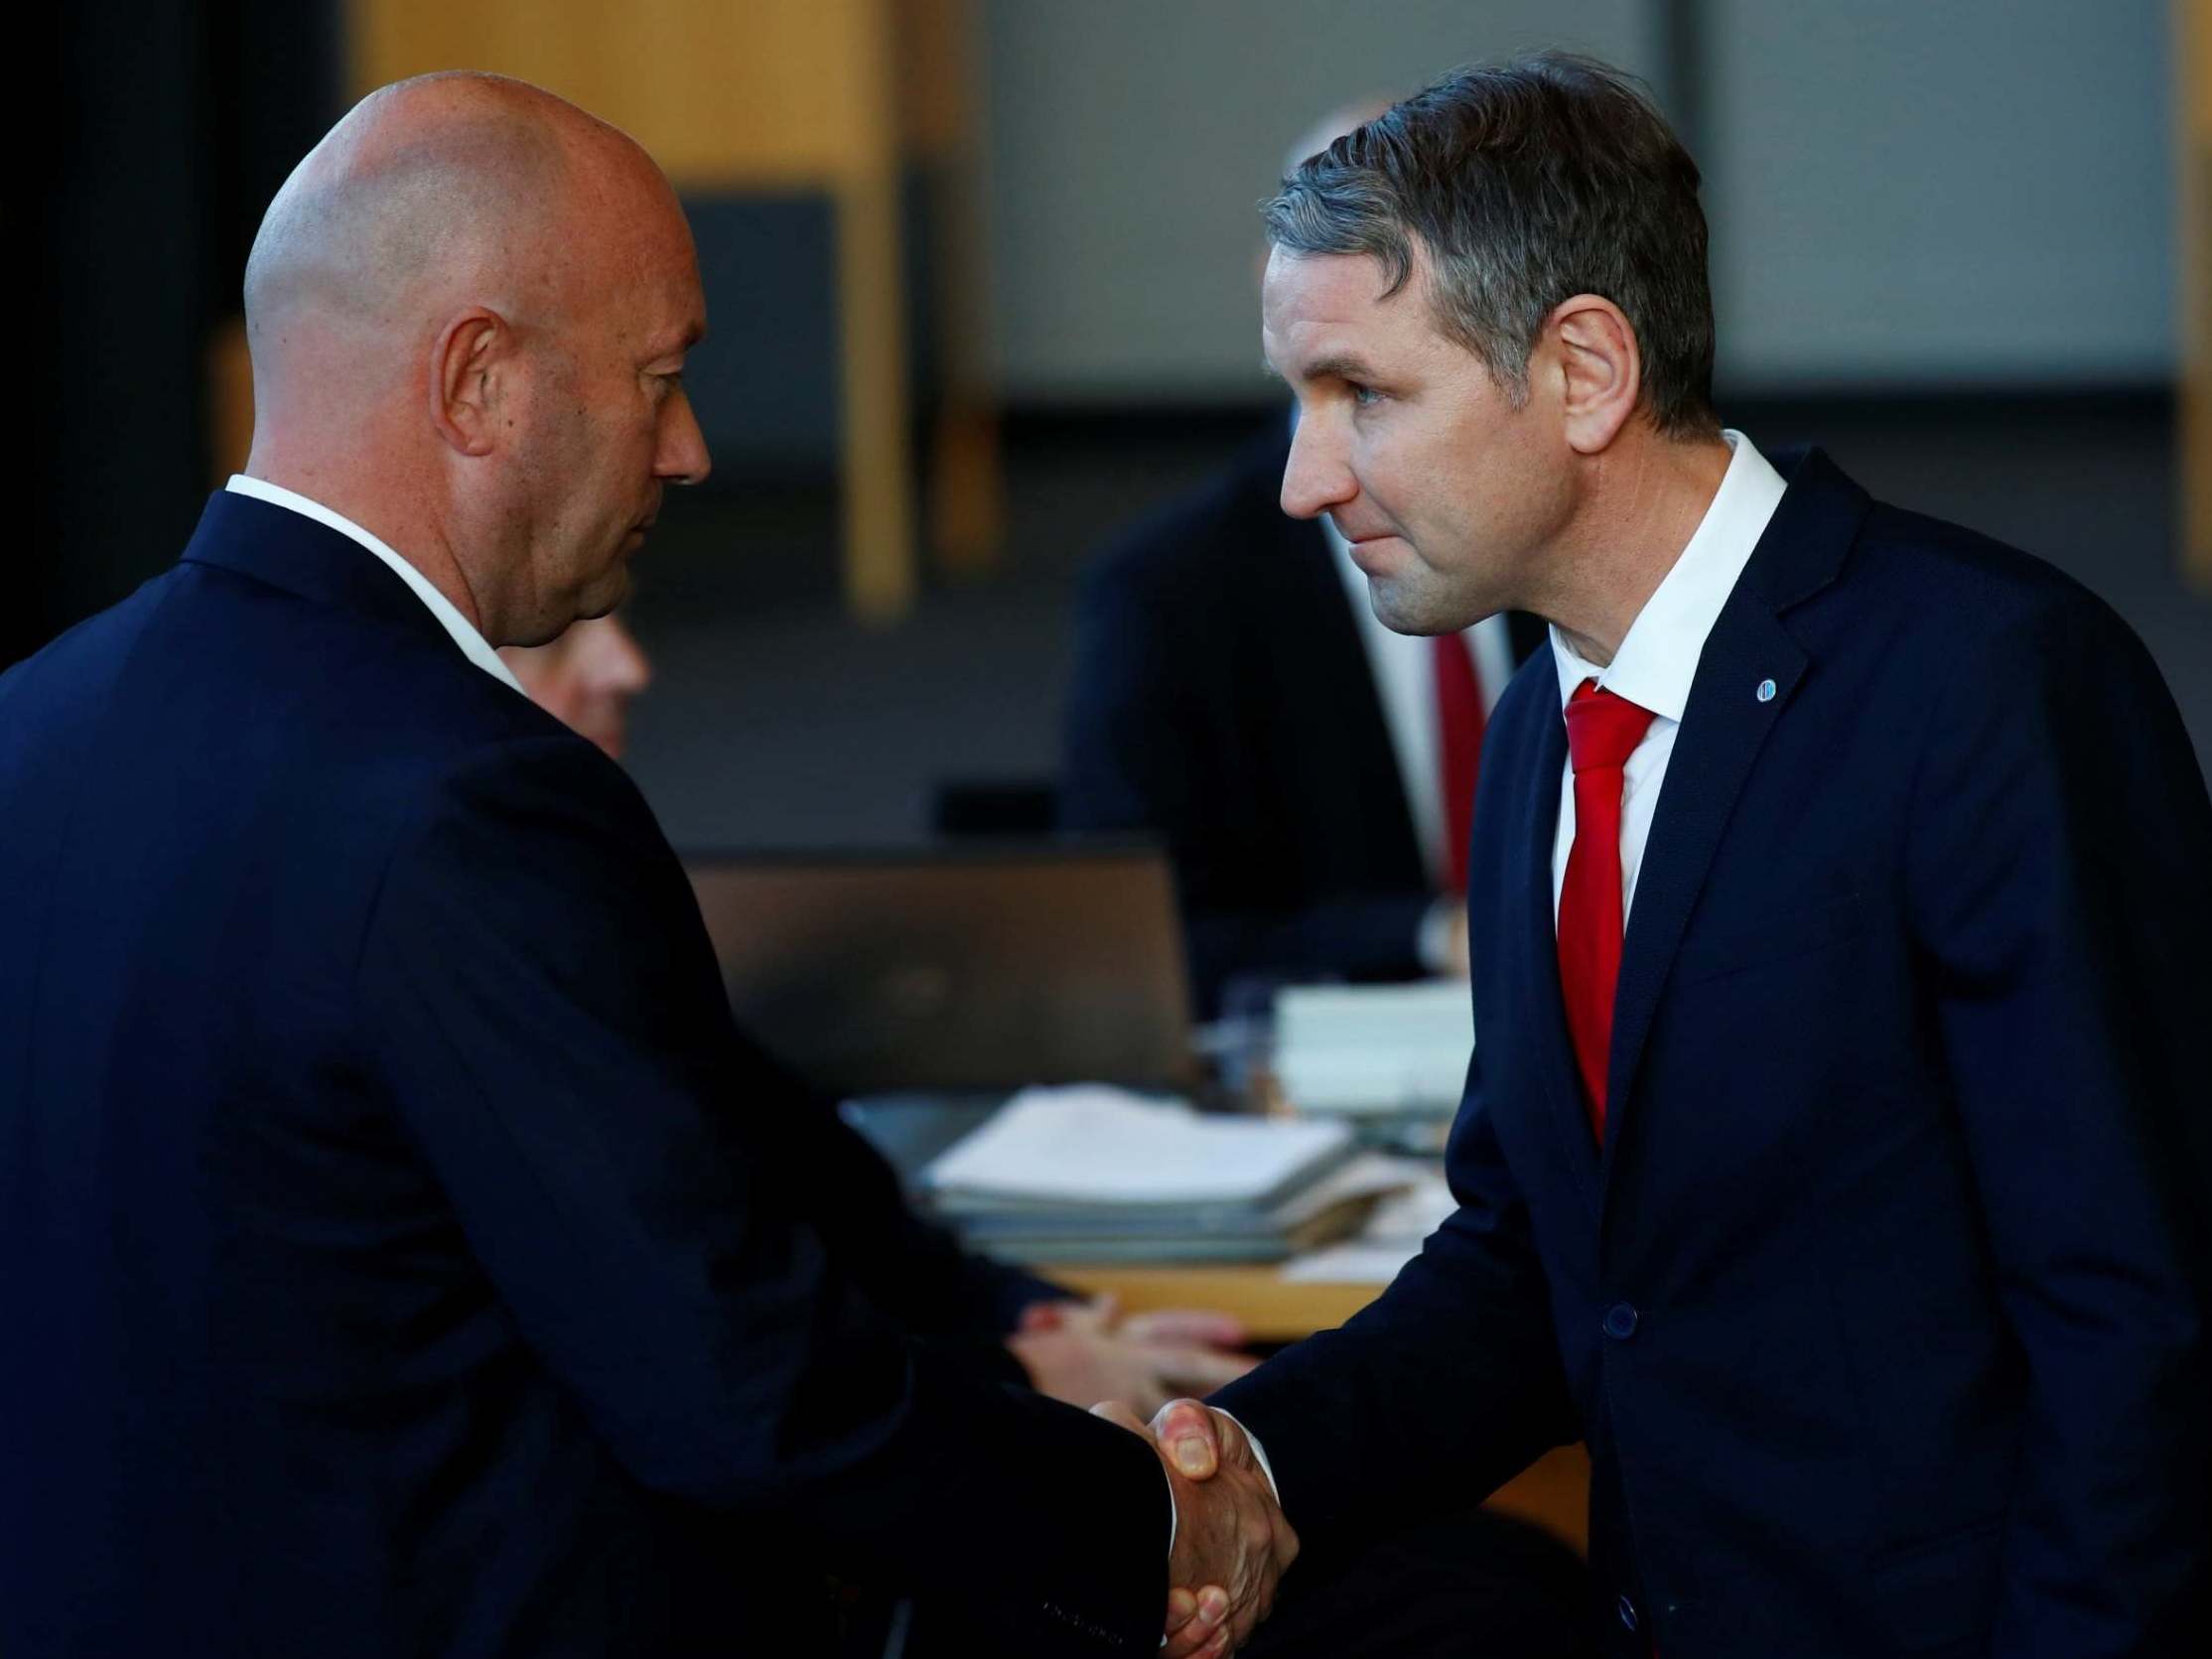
[980,0,2174,402]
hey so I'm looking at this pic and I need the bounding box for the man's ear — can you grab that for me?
[1549,294,1641,455]
[428,308,512,458]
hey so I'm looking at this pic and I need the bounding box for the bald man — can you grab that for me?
[0,74,1289,1659]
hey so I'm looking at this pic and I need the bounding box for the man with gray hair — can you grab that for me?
[1153,52,2211,1657]
[0,71,1292,1658]
[1063,103,1549,1019]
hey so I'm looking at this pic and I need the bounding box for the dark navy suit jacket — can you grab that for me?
[1061,430,1545,1016]
[0,492,1169,1658]
[1214,449,2212,1657]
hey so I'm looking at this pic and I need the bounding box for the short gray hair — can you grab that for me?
[1265,53,1718,437]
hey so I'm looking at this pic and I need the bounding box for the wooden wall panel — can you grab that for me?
[347,0,895,190]
[345,0,946,622]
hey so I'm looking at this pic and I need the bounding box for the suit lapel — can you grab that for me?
[179,490,461,657]
[1596,446,1870,1175]
[1599,605,1806,1171]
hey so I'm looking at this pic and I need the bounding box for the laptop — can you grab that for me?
[683,844,1194,1095]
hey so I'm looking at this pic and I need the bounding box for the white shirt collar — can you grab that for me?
[223,475,524,693]
[1549,430,1786,721]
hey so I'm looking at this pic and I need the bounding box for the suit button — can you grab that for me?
[1602,1303,1638,1339]
[1617,1594,1639,1632]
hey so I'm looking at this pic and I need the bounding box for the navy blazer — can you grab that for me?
[0,493,1170,1659]
[1214,449,2212,1657]
[1061,429,1544,1016]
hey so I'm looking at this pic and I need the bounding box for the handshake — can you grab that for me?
[1092,1396,1302,1659]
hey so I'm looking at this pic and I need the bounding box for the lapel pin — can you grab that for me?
[1756,678,1777,703]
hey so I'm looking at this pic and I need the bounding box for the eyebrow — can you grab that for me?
[1265,351,1381,386]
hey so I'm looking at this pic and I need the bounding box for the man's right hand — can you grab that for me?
[1090,1398,1298,1658]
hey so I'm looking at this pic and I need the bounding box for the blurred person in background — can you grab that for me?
[505,600,1594,1659]
[1062,106,1549,1021]
[500,614,1259,1417]
[499,611,652,760]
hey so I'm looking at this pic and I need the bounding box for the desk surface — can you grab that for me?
[855,1099,1593,1555]
[1054,1261,1591,1556]
[1053,1264,1380,1344]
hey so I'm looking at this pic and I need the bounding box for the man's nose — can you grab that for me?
[1280,412,1352,521]
[658,388,712,485]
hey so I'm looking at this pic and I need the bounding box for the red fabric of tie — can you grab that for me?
[1557,679,1657,1143]
[1433,631,1485,893]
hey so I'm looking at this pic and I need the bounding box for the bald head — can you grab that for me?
[238,70,710,649]
[244,72,662,388]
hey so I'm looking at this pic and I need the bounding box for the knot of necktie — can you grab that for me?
[1564,679,1656,774]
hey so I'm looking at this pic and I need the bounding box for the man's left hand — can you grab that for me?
[1012,1297,1255,1415]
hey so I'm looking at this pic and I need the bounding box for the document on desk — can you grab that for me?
[1282,1165,1458,1283]
[949,1150,1416,1244]
[1274,980,1474,1115]
[922,1085,1353,1209]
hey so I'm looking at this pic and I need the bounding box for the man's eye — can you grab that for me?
[1349,383,1382,407]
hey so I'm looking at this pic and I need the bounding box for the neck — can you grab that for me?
[1541,430,1731,667]
[242,439,489,635]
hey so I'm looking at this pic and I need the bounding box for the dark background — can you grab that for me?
[28,0,2210,848]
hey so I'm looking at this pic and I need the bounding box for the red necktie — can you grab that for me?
[1433,631,1485,893]
[1557,680,1656,1143]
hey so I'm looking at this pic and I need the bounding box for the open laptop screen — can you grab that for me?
[683,844,1192,1095]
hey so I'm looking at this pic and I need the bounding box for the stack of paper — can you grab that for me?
[1282,1164,1458,1284]
[1273,982,1474,1115]
[921,1086,1398,1264]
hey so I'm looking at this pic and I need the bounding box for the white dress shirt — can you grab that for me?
[224,475,524,694]
[1547,431,1786,924]
[1230,432,1787,1516]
